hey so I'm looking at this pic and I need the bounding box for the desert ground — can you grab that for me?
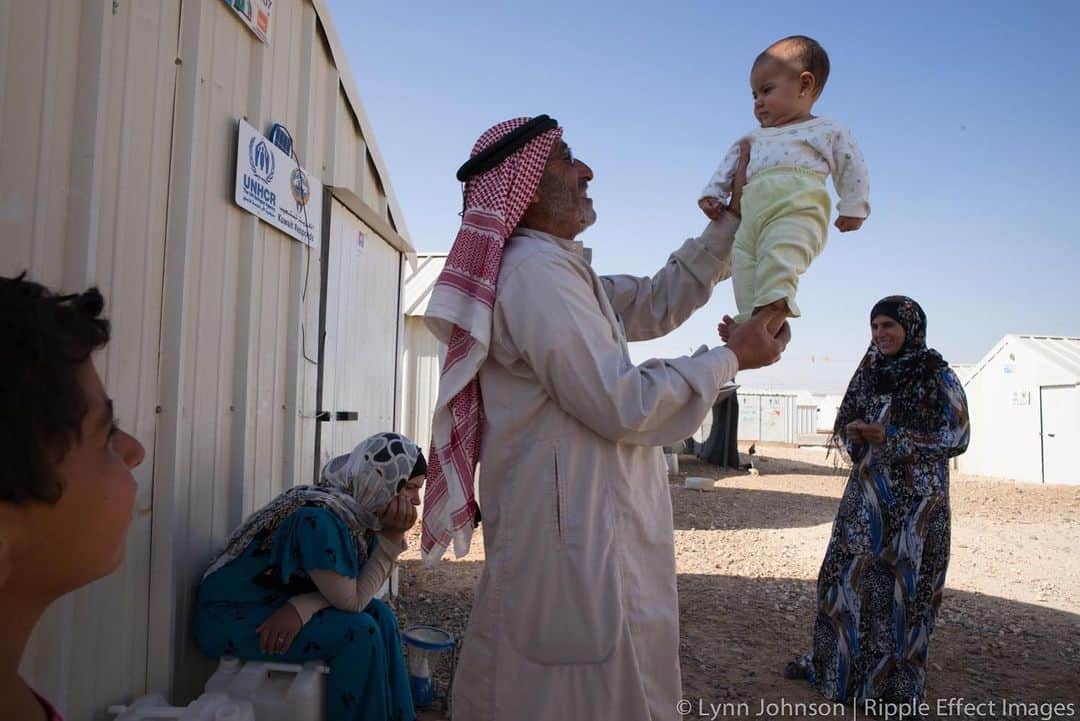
[395,443,1080,721]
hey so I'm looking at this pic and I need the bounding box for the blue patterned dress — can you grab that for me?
[194,506,415,721]
[796,366,970,703]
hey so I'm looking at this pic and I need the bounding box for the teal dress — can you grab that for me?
[194,507,415,721]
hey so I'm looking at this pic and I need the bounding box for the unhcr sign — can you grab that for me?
[234,119,322,247]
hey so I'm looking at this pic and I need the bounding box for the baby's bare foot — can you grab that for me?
[718,314,738,342]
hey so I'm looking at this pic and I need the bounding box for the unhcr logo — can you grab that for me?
[248,137,275,184]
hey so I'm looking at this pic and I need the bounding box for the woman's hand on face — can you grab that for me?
[378,494,418,535]
[256,602,302,656]
[862,423,887,445]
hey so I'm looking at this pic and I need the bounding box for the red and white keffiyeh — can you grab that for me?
[421,117,562,564]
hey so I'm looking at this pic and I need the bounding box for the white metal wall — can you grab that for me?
[154,0,415,702]
[3,0,414,714]
[402,316,443,454]
[2,2,177,718]
[958,339,1079,483]
[320,199,403,465]
[815,395,841,432]
[737,396,761,442]
[1039,385,1079,484]
[736,392,796,443]
[795,405,817,436]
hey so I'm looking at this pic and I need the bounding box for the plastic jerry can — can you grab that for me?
[225,660,326,721]
[206,699,255,721]
[110,693,253,721]
[109,694,180,721]
[204,657,243,694]
[179,694,248,721]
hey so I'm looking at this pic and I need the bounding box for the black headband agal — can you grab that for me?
[456,114,558,182]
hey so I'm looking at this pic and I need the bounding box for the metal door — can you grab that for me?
[316,199,403,472]
[1041,385,1079,484]
[761,395,789,442]
[738,395,761,441]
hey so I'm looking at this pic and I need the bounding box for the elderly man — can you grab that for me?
[421,116,788,721]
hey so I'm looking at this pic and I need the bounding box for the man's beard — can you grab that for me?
[578,199,597,232]
[538,179,595,236]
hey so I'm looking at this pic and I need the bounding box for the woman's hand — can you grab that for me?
[845,420,865,443]
[862,423,887,445]
[378,494,418,544]
[256,603,302,656]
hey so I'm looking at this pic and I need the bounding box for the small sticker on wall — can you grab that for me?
[356,231,366,256]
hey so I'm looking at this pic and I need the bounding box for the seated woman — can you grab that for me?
[785,296,970,704]
[194,432,425,721]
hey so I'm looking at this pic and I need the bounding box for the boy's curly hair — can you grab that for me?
[0,273,110,503]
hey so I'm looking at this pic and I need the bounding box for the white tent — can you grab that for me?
[958,335,1080,484]
[402,254,448,454]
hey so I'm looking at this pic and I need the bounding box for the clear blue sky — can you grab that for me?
[327,0,1078,392]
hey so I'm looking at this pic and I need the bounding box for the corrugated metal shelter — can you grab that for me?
[1,0,415,716]
[811,393,843,433]
[794,391,818,436]
[736,389,798,443]
[951,363,975,384]
[402,253,447,455]
[957,335,1080,485]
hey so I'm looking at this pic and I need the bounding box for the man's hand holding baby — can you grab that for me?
[698,196,725,220]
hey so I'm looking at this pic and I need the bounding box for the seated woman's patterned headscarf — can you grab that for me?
[832,295,950,449]
[202,432,424,579]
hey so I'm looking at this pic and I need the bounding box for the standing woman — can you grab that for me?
[195,432,424,721]
[786,296,970,704]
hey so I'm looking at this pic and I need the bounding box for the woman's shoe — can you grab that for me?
[783,661,808,680]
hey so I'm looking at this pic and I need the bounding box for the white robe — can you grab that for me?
[451,216,741,721]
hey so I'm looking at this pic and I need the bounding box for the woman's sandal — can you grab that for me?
[782,661,808,680]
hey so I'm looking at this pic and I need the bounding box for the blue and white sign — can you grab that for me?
[235,119,322,246]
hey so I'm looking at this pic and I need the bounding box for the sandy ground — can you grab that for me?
[393,444,1080,721]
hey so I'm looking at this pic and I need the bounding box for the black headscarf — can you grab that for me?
[833,296,950,444]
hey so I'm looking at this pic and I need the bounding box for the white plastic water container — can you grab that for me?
[110,694,177,721]
[207,699,255,721]
[224,659,327,721]
[683,476,715,490]
[110,693,254,721]
[664,452,679,475]
[205,657,243,694]
[183,695,254,721]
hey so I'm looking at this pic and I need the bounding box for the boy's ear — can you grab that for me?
[799,71,816,96]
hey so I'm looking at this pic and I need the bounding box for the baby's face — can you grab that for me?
[750,58,815,128]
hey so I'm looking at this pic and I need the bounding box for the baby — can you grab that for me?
[700,35,870,340]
